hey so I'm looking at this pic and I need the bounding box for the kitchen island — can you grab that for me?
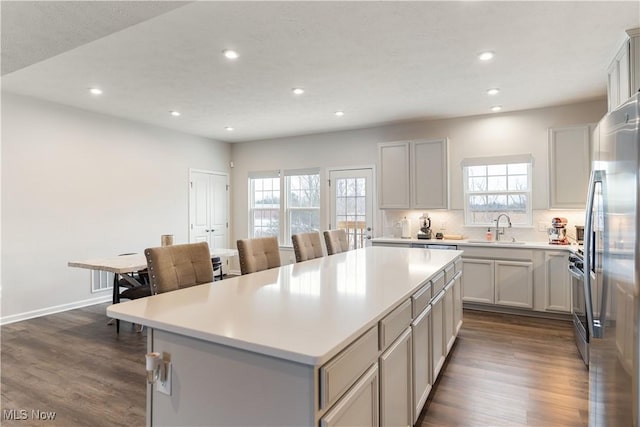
[107,246,463,426]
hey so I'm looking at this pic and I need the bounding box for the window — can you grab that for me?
[462,155,533,226]
[249,169,320,244]
[285,169,320,243]
[249,172,280,238]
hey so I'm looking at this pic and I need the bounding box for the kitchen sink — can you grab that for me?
[466,240,527,245]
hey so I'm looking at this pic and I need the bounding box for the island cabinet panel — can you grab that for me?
[379,327,413,427]
[320,364,379,427]
[149,329,315,427]
[431,289,446,380]
[378,299,412,349]
[320,326,379,410]
[411,305,432,424]
[443,280,456,352]
[453,272,463,334]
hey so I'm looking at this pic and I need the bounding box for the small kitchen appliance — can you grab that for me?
[548,217,569,245]
[417,213,432,239]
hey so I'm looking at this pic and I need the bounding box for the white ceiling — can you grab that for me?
[2,1,638,143]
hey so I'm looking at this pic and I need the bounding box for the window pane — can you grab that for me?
[488,176,507,191]
[508,175,528,191]
[468,195,487,210]
[290,209,320,235]
[508,194,528,212]
[487,164,506,175]
[508,163,528,175]
[488,195,507,210]
[468,166,486,177]
[356,178,365,196]
[468,177,486,192]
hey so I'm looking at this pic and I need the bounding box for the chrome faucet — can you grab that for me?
[494,213,512,241]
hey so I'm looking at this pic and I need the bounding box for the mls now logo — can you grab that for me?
[3,409,28,420]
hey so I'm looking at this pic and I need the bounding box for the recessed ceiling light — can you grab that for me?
[223,49,239,60]
[478,51,495,61]
[292,88,305,95]
[334,111,345,117]
[89,88,103,95]
[491,105,502,112]
[170,110,181,117]
[225,126,234,131]
[487,88,500,95]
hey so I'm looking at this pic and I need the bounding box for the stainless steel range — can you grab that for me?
[568,247,588,365]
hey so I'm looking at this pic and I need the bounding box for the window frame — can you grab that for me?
[462,155,533,227]
[248,171,281,240]
[248,168,321,246]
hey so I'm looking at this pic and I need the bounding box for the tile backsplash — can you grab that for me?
[381,209,585,243]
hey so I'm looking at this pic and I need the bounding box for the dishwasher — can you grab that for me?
[410,243,457,250]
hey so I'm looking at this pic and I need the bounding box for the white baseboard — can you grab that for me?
[1,294,112,325]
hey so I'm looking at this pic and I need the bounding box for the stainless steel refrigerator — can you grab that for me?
[584,92,639,426]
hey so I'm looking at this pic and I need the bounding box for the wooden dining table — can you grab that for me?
[69,248,238,331]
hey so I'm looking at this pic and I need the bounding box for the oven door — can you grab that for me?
[570,264,589,365]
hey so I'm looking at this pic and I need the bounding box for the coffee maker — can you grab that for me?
[417,213,432,239]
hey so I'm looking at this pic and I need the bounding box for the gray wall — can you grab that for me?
[1,93,231,322]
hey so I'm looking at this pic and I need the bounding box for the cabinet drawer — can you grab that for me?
[320,326,378,410]
[412,282,432,318]
[454,258,462,274]
[379,299,412,350]
[431,271,446,297]
[444,263,455,284]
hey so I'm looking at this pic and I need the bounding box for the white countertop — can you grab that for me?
[372,237,578,251]
[107,246,461,366]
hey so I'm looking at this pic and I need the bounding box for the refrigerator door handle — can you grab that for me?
[583,169,604,339]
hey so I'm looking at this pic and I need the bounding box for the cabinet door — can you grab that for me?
[379,328,412,427]
[548,125,591,209]
[443,281,455,352]
[411,138,448,209]
[462,258,494,304]
[495,260,534,308]
[321,365,379,427]
[378,142,410,208]
[411,305,431,423]
[452,273,463,335]
[544,252,571,312]
[431,290,446,380]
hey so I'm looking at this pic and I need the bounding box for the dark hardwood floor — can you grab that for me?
[1,306,587,426]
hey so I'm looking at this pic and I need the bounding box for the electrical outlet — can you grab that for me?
[538,222,547,232]
[157,363,172,395]
[441,222,447,230]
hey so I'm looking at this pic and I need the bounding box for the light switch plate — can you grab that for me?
[538,222,547,232]
[157,363,172,395]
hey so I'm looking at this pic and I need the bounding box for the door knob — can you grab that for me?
[366,235,372,240]
[366,227,372,232]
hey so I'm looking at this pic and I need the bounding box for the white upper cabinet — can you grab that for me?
[378,138,449,209]
[378,141,411,208]
[411,139,448,209]
[548,125,591,209]
[608,28,640,112]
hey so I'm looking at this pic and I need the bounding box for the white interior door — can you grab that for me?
[189,170,229,249]
[329,168,374,249]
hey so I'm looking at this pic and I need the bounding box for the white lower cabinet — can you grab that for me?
[431,290,446,380]
[379,327,413,427]
[320,364,379,427]
[411,305,432,423]
[544,251,571,312]
[462,258,494,304]
[494,260,533,308]
[462,256,533,309]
